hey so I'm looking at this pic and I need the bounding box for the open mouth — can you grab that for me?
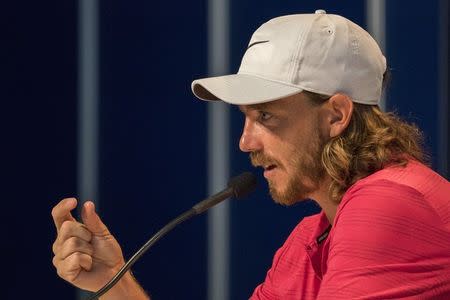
[265,164,277,171]
[263,164,278,178]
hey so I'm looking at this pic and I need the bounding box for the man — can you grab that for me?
[51,10,450,299]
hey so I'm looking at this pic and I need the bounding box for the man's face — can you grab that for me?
[239,93,327,205]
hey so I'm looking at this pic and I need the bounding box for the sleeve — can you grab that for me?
[317,179,446,299]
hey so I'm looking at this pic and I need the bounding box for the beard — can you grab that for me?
[250,126,326,206]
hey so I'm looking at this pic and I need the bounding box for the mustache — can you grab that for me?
[250,151,280,168]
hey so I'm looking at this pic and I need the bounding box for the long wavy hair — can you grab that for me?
[304,80,427,203]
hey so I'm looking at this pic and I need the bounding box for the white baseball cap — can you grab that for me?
[191,10,386,105]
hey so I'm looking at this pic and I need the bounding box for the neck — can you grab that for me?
[309,176,338,224]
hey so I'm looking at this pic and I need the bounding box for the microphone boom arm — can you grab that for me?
[86,172,256,300]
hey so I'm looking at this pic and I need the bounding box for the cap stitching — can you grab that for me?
[238,71,371,103]
[238,71,334,96]
[289,16,315,83]
[337,19,351,101]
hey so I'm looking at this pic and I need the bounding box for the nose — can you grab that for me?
[239,118,263,153]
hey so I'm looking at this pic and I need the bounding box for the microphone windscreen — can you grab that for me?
[228,172,257,198]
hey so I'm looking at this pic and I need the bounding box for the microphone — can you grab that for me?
[86,172,257,300]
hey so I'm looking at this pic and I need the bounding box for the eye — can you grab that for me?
[259,111,273,122]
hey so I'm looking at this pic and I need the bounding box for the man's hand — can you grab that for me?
[51,198,125,292]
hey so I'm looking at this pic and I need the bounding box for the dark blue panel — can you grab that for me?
[386,1,440,169]
[99,1,208,299]
[448,0,450,176]
[229,2,366,299]
[2,1,78,299]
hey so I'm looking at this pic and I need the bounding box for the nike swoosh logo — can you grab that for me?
[247,40,269,49]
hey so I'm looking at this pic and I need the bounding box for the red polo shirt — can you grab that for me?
[251,160,450,299]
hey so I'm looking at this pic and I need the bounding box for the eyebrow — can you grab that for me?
[239,103,274,113]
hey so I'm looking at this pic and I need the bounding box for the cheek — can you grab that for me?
[276,144,299,171]
[282,132,317,170]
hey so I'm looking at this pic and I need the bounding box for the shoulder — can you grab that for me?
[335,176,437,234]
[336,160,448,223]
[320,163,450,299]
[344,160,449,197]
[339,177,424,213]
[330,171,447,262]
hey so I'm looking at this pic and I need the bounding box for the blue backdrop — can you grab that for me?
[3,1,447,299]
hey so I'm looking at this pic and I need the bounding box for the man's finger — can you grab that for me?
[51,198,77,232]
[52,221,92,255]
[81,201,110,236]
[55,252,93,283]
[56,236,94,260]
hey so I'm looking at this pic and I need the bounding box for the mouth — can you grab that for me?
[265,164,276,171]
[263,164,278,178]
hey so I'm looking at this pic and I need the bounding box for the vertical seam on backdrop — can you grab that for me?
[77,0,99,299]
[366,0,386,111]
[438,0,448,177]
[208,0,230,299]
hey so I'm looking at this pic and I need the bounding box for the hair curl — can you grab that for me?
[304,91,427,203]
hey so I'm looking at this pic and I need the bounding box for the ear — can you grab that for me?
[326,94,353,138]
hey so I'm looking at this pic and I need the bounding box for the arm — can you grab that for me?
[51,198,150,300]
[98,271,149,300]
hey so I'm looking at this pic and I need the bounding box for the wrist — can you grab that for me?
[99,271,150,300]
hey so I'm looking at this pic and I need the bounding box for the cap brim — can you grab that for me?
[191,74,302,105]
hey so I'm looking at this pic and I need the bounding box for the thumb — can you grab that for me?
[81,201,111,236]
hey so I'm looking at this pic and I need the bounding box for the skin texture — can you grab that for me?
[50,92,353,299]
[239,92,353,222]
[243,96,326,205]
